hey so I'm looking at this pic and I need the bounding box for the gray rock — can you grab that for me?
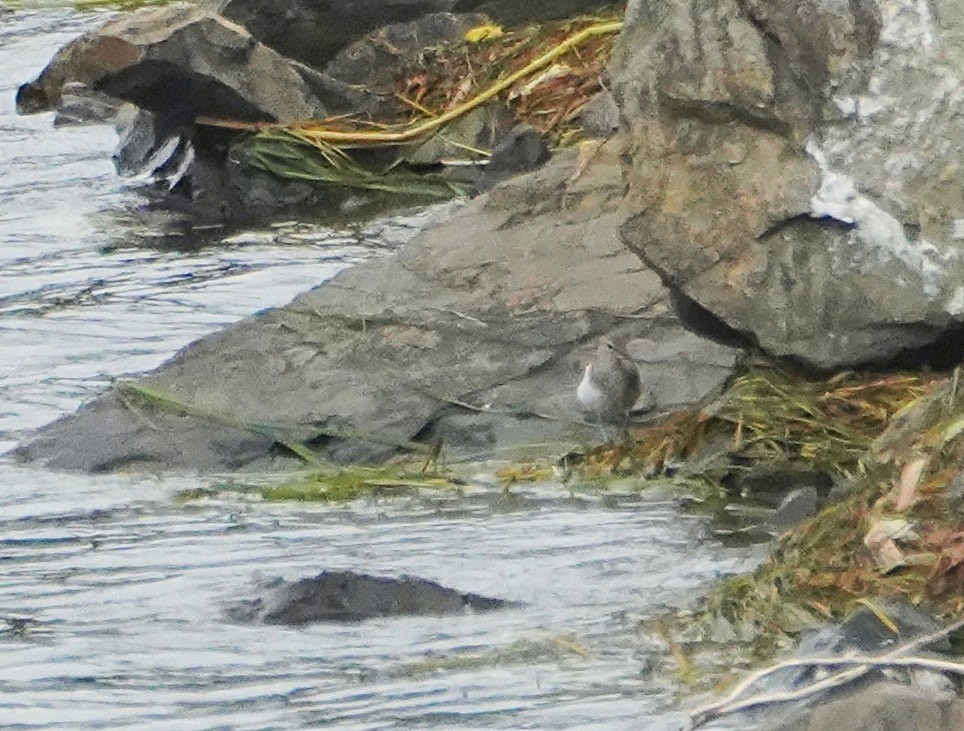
[732,465,833,507]
[17,3,327,122]
[52,83,127,127]
[227,570,513,624]
[324,12,486,90]
[769,683,964,731]
[112,107,166,176]
[476,124,551,191]
[579,89,620,138]
[219,0,454,71]
[772,601,951,693]
[612,0,964,368]
[767,487,819,531]
[451,0,620,27]
[12,138,741,472]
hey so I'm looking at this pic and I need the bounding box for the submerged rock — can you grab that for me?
[227,570,514,624]
[612,0,964,368]
[12,138,741,472]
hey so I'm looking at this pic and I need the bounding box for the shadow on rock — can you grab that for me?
[226,570,519,625]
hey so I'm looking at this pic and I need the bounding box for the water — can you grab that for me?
[0,8,758,729]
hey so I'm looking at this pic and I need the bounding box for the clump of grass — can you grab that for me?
[395,10,624,141]
[212,12,624,192]
[495,462,555,485]
[241,134,468,200]
[174,463,462,504]
[580,365,941,479]
[625,366,964,666]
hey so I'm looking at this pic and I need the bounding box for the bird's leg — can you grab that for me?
[617,412,633,447]
[591,411,611,444]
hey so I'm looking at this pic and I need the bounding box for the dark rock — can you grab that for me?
[611,0,964,368]
[226,570,514,624]
[767,487,819,532]
[834,601,949,654]
[403,103,514,168]
[476,124,550,191]
[451,0,620,27]
[278,11,490,119]
[219,0,454,71]
[52,83,127,127]
[17,3,327,122]
[775,601,950,693]
[112,106,169,176]
[324,12,485,90]
[12,138,741,472]
[732,465,834,507]
[579,89,620,138]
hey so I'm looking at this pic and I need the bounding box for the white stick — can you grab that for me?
[686,619,964,730]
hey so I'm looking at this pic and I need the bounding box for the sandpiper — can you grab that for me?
[577,336,641,438]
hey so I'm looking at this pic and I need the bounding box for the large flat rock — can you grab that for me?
[13,139,741,472]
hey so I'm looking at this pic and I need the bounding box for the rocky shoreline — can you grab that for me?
[14,0,964,468]
[10,0,964,728]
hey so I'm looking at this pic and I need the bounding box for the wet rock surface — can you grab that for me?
[611,0,964,368]
[13,139,741,472]
[227,570,514,624]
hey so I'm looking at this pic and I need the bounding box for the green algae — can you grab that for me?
[260,465,461,502]
[392,634,590,677]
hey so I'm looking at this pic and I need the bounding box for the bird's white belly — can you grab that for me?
[577,366,606,411]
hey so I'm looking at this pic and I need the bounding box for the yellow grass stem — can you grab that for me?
[205,20,623,145]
